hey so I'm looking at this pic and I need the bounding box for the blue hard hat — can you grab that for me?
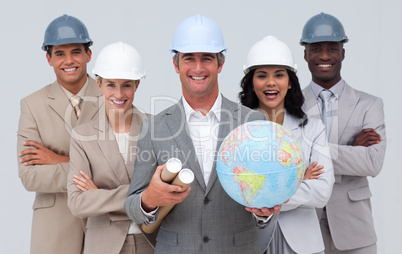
[42,14,93,51]
[300,12,348,45]
[170,14,227,53]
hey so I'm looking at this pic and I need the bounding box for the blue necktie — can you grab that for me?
[319,89,333,139]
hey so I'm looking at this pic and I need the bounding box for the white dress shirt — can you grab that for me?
[182,93,222,186]
[113,131,142,235]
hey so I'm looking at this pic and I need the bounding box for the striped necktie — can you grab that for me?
[69,95,81,118]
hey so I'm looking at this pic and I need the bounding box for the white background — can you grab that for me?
[1,1,401,253]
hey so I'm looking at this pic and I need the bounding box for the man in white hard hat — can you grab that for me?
[17,14,101,254]
[125,15,279,254]
[301,13,386,253]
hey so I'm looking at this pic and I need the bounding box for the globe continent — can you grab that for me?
[216,120,305,208]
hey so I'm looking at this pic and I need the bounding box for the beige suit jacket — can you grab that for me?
[17,77,101,254]
[67,107,150,254]
[303,81,386,250]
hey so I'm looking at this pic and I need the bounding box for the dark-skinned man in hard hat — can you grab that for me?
[301,12,386,254]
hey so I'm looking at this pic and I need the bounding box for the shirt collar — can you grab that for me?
[59,76,89,99]
[182,93,222,122]
[310,79,345,100]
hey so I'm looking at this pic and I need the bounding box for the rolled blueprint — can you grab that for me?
[161,157,182,183]
[142,168,194,234]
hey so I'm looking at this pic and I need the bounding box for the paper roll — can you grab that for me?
[161,157,182,183]
[142,168,194,234]
[171,168,195,188]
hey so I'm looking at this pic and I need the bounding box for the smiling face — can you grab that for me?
[252,67,291,117]
[98,78,139,115]
[304,41,345,89]
[173,52,223,104]
[46,43,91,92]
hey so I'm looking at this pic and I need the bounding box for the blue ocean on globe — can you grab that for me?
[216,120,305,208]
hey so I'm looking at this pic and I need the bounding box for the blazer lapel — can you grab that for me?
[165,100,206,191]
[95,112,130,185]
[283,111,301,135]
[332,83,359,143]
[302,85,321,119]
[304,82,359,144]
[205,96,238,195]
[47,81,77,128]
[48,77,102,129]
[282,112,309,163]
[126,107,148,180]
[78,77,102,125]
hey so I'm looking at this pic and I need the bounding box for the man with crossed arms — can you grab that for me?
[301,13,386,253]
[17,15,100,254]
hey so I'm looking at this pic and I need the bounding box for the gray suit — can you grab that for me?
[125,96,273,254]
[303,81,386,251]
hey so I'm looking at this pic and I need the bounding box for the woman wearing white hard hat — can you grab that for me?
[67,42,154,254]
[239,36,335,254]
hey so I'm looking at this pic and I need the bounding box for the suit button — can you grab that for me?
[203,236,209,243]
[204,198,210,205]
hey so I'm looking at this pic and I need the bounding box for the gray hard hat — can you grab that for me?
[42,14,93,51]
[300,12,348,45]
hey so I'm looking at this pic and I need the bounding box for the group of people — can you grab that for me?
[17,12,386,254]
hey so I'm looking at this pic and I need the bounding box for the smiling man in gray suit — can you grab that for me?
[125,15,279,254]
[301,13,386,253]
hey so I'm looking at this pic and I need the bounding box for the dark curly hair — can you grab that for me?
[239,68,307,126]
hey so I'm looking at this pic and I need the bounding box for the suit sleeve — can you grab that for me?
[329,97,386,177]
[282,120,335,211]
[124,118,158,225]
[17,98,69,193]
[67,135,129,219]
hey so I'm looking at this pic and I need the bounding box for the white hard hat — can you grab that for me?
[92,41,145,80]
[244,36,297,74]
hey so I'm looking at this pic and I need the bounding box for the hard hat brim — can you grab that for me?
[244,64,297,75]
[169,46,227,54]
[93,71,146,81]
[299,37,348,45]
[41,39,93,51]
